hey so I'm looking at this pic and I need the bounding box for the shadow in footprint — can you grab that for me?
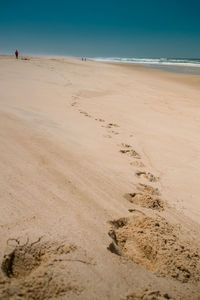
[95,118,105,122]
[120,149,141,159]
[79,110,92,118]
[130,161,145,168]
[136,171,159,182]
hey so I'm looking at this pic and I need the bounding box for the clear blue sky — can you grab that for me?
[0,0,199,58]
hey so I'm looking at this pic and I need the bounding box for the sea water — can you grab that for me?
[91,57,200,75]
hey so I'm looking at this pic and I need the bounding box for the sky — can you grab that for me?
[0,0,200,58]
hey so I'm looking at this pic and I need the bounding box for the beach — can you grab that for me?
[0,56,200,299]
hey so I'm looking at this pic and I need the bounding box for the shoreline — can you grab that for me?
[100,59,200,76]
[107,60,200,89]
[91,57,200,75]
[2,54,200,75]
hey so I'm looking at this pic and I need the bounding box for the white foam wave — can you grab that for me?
[92,57,200,68]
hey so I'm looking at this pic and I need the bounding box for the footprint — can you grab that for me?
[124,182,163,211]
[108,214,200,283]
[0,237,92,299]
[71,102,77,106]
[130,161,145,168]
[137,183,160,196]
[135,171,159,182]
[121,143,131,148]
[120,149,141,159]
[108,123,119,128]
[103,123,119,129]
[124,192,164,211]
[79,111,92,118]
[95,118,105,122]
[1,237,76,279]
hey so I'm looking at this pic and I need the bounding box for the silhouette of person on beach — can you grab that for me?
[15,50,19,59]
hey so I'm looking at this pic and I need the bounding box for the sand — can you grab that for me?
[0,55,200,299]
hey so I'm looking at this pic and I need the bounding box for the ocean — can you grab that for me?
[91,57,200,75]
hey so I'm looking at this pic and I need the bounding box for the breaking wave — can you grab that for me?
[92,57,200,67]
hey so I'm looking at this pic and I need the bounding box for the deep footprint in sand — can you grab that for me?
[124,182,163,211]
[107,215,200,283]
[0,237,94,299]
[135,171,159,182]
[124,192,164,211]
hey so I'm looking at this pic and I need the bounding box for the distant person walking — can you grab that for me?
[15,50,19,59]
